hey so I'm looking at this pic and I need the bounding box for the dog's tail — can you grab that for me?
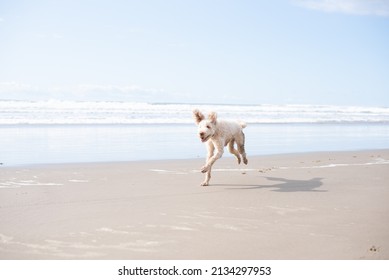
[238,121,247,129]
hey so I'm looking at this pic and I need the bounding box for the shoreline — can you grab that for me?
[2,123,389,167]
[1,149,389,259]
[1,148,389,169]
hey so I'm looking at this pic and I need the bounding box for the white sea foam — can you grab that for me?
[68,179,89,183]
[278,158,389,170]
[0,180,63,188]
[149,169,188,175]
[1,100,389,124]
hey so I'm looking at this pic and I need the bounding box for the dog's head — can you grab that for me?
[193,109,217,143]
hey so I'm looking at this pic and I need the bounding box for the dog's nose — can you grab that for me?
[199,132,205,137]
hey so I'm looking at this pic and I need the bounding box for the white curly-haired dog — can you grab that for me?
[193,109,248,186]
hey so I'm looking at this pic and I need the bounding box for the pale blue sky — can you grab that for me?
[0,0,388,106]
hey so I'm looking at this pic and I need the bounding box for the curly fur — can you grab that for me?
[193,109,248,186]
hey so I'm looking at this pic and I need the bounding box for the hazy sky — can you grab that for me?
[0,0,388,106]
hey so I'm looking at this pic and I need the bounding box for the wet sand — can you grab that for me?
[0,150,388,259]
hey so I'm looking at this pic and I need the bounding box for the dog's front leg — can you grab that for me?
[201,170,211,186]
[206,141,215,164]
[200,141,215,186]
[201,149,223,173]
[200,142,224,186]
[200,151,222,186]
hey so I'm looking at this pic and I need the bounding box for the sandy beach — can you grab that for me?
[0,150,388,260]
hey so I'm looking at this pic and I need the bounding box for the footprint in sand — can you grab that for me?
[258,167,276,173]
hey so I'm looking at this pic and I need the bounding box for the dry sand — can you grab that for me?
[0,150,388,260]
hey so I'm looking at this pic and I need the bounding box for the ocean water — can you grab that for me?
[1,100,389,124]
[1,101,389,166]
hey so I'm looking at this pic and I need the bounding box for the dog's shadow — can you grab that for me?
[214,177,325,192]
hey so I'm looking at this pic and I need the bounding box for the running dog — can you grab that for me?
[193,109,248,186]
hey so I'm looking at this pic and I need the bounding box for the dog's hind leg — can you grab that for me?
[228,140,241,164]
[237,132,248,165]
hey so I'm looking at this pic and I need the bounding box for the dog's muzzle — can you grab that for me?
[199,133,211,142]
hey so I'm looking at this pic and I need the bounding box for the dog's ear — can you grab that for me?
[193,109,205,124]
[208,112,217,124]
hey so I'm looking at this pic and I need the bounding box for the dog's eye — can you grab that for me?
[206,125,210,129]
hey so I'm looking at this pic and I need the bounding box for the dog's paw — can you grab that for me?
[243,158,248,165]
[237,157,241,164]
[201,165,210,173]
[201,181,209,186]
